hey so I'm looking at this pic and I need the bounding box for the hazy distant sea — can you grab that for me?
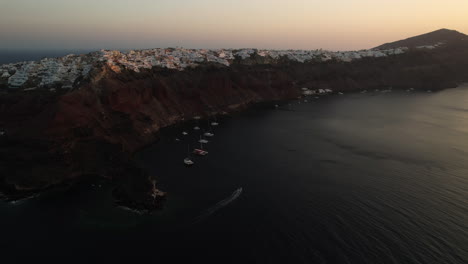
[0,50,98,64]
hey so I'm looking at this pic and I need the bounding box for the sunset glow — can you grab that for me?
[1,0,467,50]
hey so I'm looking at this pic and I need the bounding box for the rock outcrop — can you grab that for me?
[374,28,467,50]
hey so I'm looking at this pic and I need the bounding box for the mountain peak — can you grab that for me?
[374,29,467,50]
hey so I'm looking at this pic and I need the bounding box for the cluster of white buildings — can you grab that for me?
[301,87,334,95]
[0,54,94,90]
[99,48,234,73]
[259,48,407,62]
[0,46,423,90]
[100,47,409,73]
[415,43,443,50]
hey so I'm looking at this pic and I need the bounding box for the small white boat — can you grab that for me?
[204,125,215,137]
[338,92,344,95]
[182,131,188,136]
[194,116,201,120]
[175,138,181,142]
[199,135,209,144]
[184,158,194,166]
[204,132,214,137]
[211,117,219,126]
[184,145,195,166]
[194,126,200,130]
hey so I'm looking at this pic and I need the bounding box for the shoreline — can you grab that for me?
[0,86,451,207]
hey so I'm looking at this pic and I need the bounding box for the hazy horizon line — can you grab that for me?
[1,27,463,53]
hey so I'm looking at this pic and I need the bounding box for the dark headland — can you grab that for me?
[1,29,468,210]
[374,28,467,50]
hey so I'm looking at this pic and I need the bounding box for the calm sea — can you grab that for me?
[1,87,468,263]
[0,50,97,64]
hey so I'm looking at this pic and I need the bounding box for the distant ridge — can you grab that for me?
[374,29,467,50]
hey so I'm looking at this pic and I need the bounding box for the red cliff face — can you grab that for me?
[50,65,299,153]
[0,64,300,207]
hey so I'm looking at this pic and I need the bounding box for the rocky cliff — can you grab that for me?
[374,29,467,50]
[1,30,468,210]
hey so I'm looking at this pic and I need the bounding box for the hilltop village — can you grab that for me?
[0,54,95,91]
[100,47,409,73]
[1,45,443,91]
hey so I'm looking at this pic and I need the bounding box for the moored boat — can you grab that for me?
[193,142,208,156]
[184,157,194,166]
[184,145,195,166]
[204,132,214,137]
[199,135,209,144]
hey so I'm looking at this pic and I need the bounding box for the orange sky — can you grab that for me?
[1,0,467,50]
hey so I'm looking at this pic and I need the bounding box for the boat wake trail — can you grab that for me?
[192,188,243,224]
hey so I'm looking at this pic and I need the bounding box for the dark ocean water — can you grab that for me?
[1,87,468,263]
